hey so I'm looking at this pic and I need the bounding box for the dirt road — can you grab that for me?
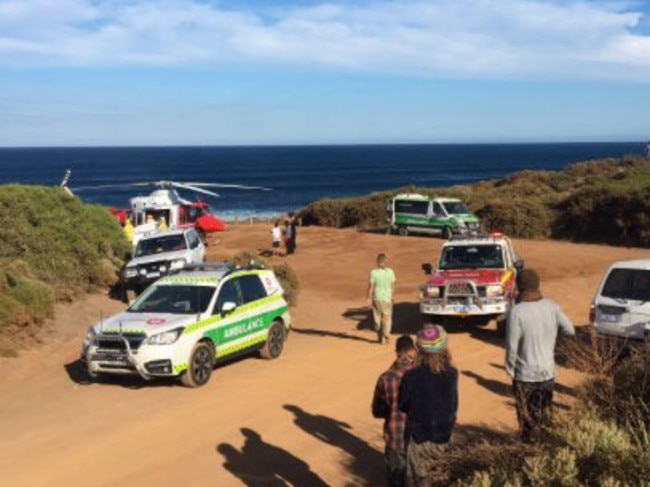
[1,224,645,486]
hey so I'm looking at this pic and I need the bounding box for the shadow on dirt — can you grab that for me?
[284,404,383,486]
[342,301,423,338]
[217,427,328,487]
[291,327,378,344]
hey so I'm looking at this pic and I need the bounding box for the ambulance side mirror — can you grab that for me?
[515,260,525,271]
[421,263,433,275]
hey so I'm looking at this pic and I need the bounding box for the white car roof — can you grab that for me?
[140,228,191,240]
[609,259,650,271]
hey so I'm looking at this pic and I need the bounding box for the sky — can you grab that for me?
[1,0,650,147]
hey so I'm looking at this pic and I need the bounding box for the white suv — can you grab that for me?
[121,228,205,300]
[590,259,650,341]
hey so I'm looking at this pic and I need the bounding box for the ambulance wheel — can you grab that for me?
[443,226,453,240]
[261,322,285,360]
[398,225,409,237]
[181,342,214,387]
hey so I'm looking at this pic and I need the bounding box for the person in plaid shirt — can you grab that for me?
[372,335,417,487]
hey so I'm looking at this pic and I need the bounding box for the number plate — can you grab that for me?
[146,272,161,279]
[454,305,472,313]
[599,313,622,323]
[92,353,129,365]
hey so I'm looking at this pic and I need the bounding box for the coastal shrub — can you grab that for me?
[297,157,650,246]
[228,251,300,307]
[0,184,131,355]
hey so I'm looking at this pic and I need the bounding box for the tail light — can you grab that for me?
[589,303,595,324]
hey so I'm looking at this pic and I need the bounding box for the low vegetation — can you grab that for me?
[228,251,300,307]
[0,185,131,356]
[299,156,650,246]
[431,336,650,486]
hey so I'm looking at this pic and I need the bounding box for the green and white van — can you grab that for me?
[387,193,481,239]
[82,263,291,387]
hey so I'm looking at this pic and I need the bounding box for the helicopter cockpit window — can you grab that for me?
[135,234,188,257]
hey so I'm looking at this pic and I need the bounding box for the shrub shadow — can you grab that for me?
[283,404,383,487]
[217,427,328,486]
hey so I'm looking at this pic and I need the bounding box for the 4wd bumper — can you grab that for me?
[420,300,508,316]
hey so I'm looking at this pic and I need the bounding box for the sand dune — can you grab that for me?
[0,224,646,486]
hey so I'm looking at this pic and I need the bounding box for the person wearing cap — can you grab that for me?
[506,268,575,442]
[372,335,418,487]
[367,253,396,344]
[399,326,458,487]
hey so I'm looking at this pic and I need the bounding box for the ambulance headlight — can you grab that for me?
[486,284,505,298]
[139,268,147,276]
[170,259,186,271]
[123,267,138,278]
[147,329,182,345]
[83,327,97,347]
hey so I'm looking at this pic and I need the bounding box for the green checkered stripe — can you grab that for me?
[213,330,268,358]
[174,363,188,373]
[182,294,285,335]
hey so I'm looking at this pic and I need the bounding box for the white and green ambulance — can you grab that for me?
[387,193,481,239]
[82,263,291,387]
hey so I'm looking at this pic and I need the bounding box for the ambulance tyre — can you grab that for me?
[443,226,453,240]
[181,342,214,388]
[398,225,409,237]
[261,321,285,360]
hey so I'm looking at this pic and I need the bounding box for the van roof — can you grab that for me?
[392,193,461,203]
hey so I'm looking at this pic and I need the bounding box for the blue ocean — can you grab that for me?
[0,143,644,220]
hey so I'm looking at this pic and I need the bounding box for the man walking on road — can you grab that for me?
[367,253,396,344]
[372,335,417,487]
[505,268,575,442]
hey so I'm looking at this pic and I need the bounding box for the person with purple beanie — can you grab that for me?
[399,326,458,487]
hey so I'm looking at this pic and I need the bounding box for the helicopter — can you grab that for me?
[62,171,271,240]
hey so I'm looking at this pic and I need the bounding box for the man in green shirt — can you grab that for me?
[367,253,396,344]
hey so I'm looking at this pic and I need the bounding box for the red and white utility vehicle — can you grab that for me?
[420,233,523,332]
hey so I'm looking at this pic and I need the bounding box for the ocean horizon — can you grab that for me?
[0,142,645,221]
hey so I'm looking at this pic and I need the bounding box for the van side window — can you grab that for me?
[395,200,428,215]
[214,279,242,314]
[239,275,267,304]
[432,202,444,216]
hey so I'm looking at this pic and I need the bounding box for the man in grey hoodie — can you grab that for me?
[505,268,575,442]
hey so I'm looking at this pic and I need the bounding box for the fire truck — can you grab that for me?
[419,233,524,333]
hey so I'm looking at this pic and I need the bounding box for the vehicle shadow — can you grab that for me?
[283,404,384,486]
[64,359,177,389]
[217,427,328,487]
[291,327,377,344]
[341,301,423,337]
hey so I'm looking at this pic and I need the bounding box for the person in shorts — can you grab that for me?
[271,220,282,256]
[367,253,396,344]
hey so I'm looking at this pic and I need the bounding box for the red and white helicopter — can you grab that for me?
[61,170,270,239]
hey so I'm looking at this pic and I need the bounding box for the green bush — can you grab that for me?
[227,251,300,307]
[297,157,650,246]
[0,185,131,354]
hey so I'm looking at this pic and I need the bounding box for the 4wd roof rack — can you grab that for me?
[171,262,234,275]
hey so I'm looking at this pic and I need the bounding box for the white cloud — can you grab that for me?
[0,0,649,80]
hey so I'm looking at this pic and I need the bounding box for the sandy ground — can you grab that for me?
[0,224,647,487]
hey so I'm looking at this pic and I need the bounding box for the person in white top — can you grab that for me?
[271,220,283,257]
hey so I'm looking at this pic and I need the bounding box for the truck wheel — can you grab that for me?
[181,342,214,387]
[398,225,409,237]
[496,317,507,336]
[443,226,453,239]
[261,322,285,360]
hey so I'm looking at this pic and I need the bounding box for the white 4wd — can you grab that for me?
[122,228,205,299]
[83,263,291,387]
[590,260,650,341]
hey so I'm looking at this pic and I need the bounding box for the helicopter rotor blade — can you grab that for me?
[71,182,149,191]
[172,183,221,198]
[180,182,272,191]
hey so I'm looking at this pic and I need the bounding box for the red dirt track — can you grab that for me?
[1,224,646,486]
